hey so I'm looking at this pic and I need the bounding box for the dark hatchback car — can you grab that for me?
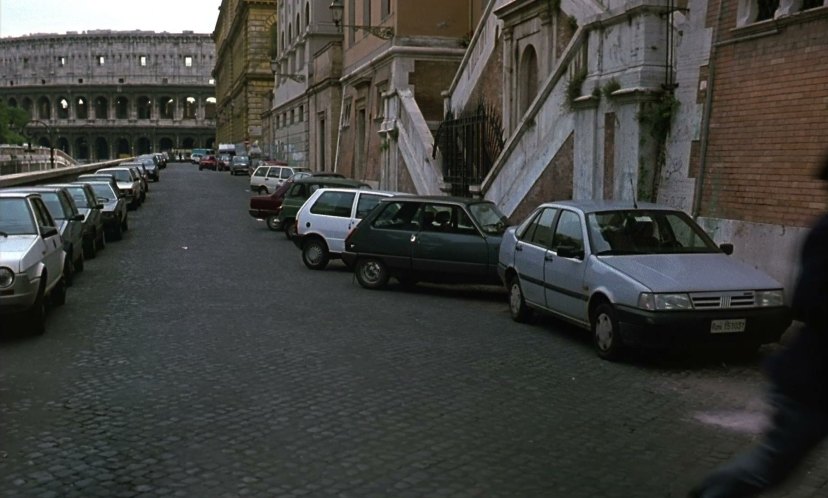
[342,196,509,289]
[77,181,129,241]
[47,183,106,258]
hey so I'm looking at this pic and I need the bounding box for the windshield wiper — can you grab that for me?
[594,249,643,256]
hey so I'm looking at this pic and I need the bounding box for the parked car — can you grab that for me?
[46,183,106,258]
[95,167,142,209]
[0,191,67,334]
[136,154,161,181]
[153,152,168,169]
[2,186,86,283]
[118,163,150,198]
[294,188,402,270]
[498,200,793,360]
[199,155,218,171]
[249,164,311,194]
[78,181,129,241]
[218,154,232,171]
[276,177,371,239]
[248,171,349,230]
[342,196,508,289]
[230,155,252,176]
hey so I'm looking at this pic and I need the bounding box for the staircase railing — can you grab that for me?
[391,89,443,195]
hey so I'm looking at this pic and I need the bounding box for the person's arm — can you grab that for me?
[792,215,828,329]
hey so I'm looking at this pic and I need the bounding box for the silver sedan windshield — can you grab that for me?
[0,198,38,235]
[588,210,719,255]
[468,203,508,235]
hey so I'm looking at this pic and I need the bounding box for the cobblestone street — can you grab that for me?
[1,164,826,498]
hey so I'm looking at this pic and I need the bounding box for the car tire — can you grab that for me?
[508,276,532,323]
[112,223,123,241]
[355,258,390,290]
[122,216,129,232]
[75,252,85,273]
[265,216,281,231]
[51,274,67,307]
[258,187,268,194]
[302,239,330,270]
[285,221,298,240]
[64,254,75,287]
[97,230,106,251]
[84,236,97,259]
[27,279,47,336]
[591,302,624,361]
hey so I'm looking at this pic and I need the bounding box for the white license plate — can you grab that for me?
[711,319,746,334]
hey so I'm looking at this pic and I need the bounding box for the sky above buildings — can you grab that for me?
[0,0,220,38]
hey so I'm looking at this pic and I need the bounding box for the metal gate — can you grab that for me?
[433,102,504,197]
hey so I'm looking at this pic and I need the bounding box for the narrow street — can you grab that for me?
[1,164,825,498]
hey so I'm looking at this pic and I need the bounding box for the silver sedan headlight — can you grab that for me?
[0,267,14,288]
[638,292,693,311]
[755,290,784,307]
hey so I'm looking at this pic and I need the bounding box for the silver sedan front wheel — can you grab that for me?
[591,303,624,361]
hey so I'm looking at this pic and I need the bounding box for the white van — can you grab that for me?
[249,164,311,194]
[294,188,401,270]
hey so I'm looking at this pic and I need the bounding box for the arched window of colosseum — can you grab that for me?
[205,97,217,119]
[57,98,70,119]
[305,2,310,28]
[76,97,88,120]
[117,138,130,156]
[184,97,197,119]
[182,137,195,149]
[159,137,174,152]
[137,137,151,155]
[518,44,539,118]
[95,137,110,160]
[115,97,129,119]
[296,14,301,36]
[160,97,175,119]
[22,98,33,115]
[37,97,51,120]
[137,97,152,120]
[288,24,293,43]
[38,136,51,147]
[7,98,18,108]
[58,137,70,153]
[95,97,109,120]
[75,137,89,160]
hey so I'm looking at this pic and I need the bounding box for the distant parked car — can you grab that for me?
[78,181,129,241]
[136,154,161,181]
[218,154,232,171]
[0,191,67,334]
[342,196,508,290]
[294,188,401,270]
[249,164,311,194]
[230,155,252,176]
[498,200,793,360]
[46,183,106,258]
[199,155,218,171]
[276,177,370,239]
[95,167,142,209]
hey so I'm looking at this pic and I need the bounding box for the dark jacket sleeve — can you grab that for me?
[791,213,828,330]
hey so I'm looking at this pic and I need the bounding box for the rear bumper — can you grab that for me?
[615,305,792,349]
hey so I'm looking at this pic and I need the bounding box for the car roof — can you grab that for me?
[0,191,39,199]
[292,177,369,187]
[3,185,66,193]
[377,195,494,205]
[538,199,679,214]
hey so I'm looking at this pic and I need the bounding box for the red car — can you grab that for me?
[198,155,218,171]
[249,180,292,230]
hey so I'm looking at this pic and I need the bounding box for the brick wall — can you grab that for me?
[701,7,828,227]
[509,133,574,223]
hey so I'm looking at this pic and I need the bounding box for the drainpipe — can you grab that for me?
[692,0,726,218]
[333,89,345,173]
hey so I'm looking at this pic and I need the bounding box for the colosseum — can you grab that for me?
[0,30,216,161]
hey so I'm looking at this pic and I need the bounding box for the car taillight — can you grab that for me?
[344,227,357,248]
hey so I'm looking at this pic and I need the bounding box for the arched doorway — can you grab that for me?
[205,97,216,119]
[518,45,539,117]
[57,137,70,154]
[115,97,129,119]
[182,137,195,149]
[136,137,152,154]
[38,136,51,147]
[95,97,109,120]
[75,137,90,161]
[57,97,70,119]
[159,137,174,152]
[159,97,175,119]
[206,137,216,149]
[37,97,51,119]
[95,137,110,160]
[137,97,152,119]
[117,138,131,157]
[76,97,89,120]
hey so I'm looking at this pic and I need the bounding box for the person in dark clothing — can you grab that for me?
[689,154,828,498]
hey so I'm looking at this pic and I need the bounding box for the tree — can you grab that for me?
[0,102,30,145]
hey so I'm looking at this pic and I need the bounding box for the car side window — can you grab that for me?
[31,198,56,228]
[552,210,584,253]
[355,194,384,219]
[59,192,78,216]
[267,168,281,178]
[310,191,356,218]
[371,201,422,230]
[280,168,293,179]
[253,167,267,177]
[522,208,558,248]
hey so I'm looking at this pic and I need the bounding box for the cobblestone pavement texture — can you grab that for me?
[1,164,826,498]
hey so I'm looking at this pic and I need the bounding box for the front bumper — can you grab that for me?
[615,305,792,349]
[0,273,39,314]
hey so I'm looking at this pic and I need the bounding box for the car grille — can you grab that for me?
[690,291,756,309]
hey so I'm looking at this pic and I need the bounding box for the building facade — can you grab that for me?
[213,0,278,155]
[0,30,216,160]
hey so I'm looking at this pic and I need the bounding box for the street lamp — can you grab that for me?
[329,0,395,40]
[24,119,56,169]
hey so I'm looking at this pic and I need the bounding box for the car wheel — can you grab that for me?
[51,273,66,307]
[355,258,390,290]
[64,254,75,287]
[508,276,532,323]
[75,252,85,273]
[258,186,268,194]
[285,221,298,240]
[84,237,97,259]
[265,216,281,231]
[122,216,129,232]
[27,279,47,335]
[302,239,330,270]
[112,223,123,241]
[97,230,106,251]
[591,302,624,361]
